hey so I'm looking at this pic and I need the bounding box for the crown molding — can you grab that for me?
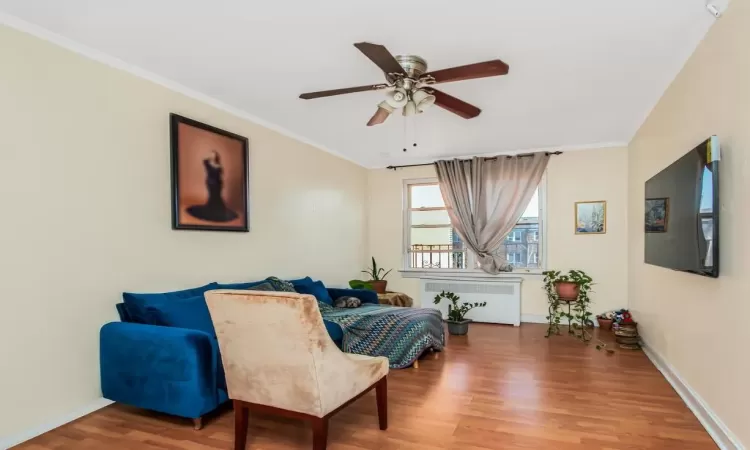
[0,11,366,168]
[0,11,630,171]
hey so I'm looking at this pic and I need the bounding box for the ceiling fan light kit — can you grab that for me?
[403,100,417,117]
[412,89,436,113]
[299,42,509,126]
[385,88,408,108]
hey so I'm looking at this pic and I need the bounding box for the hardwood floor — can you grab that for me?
[16,324,716,449]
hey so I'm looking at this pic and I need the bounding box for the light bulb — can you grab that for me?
[403,101,417,117]
[412,89,436,113]
[385,88,408,108]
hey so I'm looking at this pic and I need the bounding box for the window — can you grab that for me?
[405,182,466,269]
[404,178,545,271]
[507,252,521,264]
[506,230,522,242]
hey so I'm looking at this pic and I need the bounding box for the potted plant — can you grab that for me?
[543,270,614,353]
[596,313,614,330]
[543,270,597,337]
[433,290,486,335]
[361,257,392,294]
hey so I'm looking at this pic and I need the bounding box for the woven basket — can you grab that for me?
[614,322,639,349]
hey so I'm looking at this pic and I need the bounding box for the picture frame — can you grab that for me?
[645,197,669,233]
[575,201,607,234]
[170,114,249,232]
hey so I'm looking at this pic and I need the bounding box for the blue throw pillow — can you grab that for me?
[289,277,313,287]
[146,295,216,336]
[216,277,311,290]
[122,282,219,324]
[295,280,333,305]
[216,280,269,290]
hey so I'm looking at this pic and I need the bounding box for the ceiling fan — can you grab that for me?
[299,42,509,126]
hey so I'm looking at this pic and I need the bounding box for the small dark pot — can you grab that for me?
[369,280,387,294]
[447,319,471,335]
[597,318,613,330]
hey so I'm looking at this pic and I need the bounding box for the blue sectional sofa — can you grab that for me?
[100,277,377,425]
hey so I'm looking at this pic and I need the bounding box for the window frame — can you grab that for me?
[402,179,466,270]
[402,175,547,274]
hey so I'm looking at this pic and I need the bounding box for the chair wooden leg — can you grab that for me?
[234,400,249,450]
[413,359,419,369]
[311,417,329,450]
[376,376,388,431]
[192,417,203,430]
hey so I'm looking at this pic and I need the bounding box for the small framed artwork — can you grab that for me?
[575,201,607,234]
[170,114,249,232]
[645,197,669,233]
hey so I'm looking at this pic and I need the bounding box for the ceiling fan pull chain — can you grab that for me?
[413,114,418,149]
[402,114,408,152]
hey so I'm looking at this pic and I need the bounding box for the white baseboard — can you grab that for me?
[521,314,549,324]
[521,314,600,327]
[641,340,744,450]
[1,398,114,449]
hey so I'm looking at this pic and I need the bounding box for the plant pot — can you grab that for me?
[555,282,580,301]
[369,280,387,294]
[446,319,471,336]
[597,318,613,330]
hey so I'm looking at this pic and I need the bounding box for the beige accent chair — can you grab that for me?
[205,290,389,450]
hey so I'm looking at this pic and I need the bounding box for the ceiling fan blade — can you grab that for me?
[300,83,387,99]
[422,60,509,84]
[431,89,481,119]
[354,42,406,76]
[367,107,391,126]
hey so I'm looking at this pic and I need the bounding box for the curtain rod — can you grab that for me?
[385,151,563,170]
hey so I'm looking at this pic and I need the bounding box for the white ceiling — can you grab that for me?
[0,0,721,168]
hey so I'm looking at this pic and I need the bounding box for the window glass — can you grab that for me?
[405,180,543,271]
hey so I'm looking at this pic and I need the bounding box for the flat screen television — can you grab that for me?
[644,136,720,277]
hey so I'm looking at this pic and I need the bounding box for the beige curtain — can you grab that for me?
[435,153,550,274]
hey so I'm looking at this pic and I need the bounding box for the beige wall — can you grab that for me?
[627,0,748,446]
[367,147,628,317]
[0,25,367,440]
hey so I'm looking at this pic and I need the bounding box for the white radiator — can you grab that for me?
[420,277,522,326]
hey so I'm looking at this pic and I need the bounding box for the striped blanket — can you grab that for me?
[321,304,445,369]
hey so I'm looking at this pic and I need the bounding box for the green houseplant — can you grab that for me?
[361,257,392,294]
[542,269,613,353]
[348,280,374,290]
[433,290,486,335]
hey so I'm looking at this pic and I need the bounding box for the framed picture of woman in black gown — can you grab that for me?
[170,114,249,232]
